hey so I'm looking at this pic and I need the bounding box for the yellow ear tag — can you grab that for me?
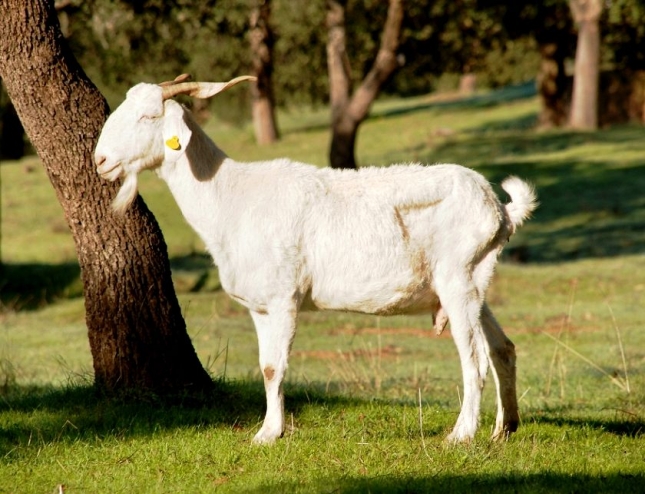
[165,136,181,150]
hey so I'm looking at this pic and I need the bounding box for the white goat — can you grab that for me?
[94,75,537,445]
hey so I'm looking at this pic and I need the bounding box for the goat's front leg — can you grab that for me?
[250,307,297,444]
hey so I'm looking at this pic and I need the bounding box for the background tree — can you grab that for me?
[0,0,212,395]
[497,0,644,129]
[568,0,604,129]
[326,0,404,169]
[249,0,280,144]
[474,0,574,128]
[5,1,645,168]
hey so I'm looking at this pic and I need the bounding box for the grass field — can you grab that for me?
[1,84,645,492]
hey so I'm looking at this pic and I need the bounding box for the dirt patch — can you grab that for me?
[326,318,602,341]
[293,344,405,361]
[294,320,603,362]
[328,327,452,339]
[506,313,602,336]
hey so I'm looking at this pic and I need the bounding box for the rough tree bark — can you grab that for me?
[0,0,212,395]
[250,0,280,145]
[326,0,404,169]
[568,0,603,130]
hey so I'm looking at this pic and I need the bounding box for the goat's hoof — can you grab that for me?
[445,431,474,445]
[492,421,518,442]
[252,427,283,445]
[491,431,509,442]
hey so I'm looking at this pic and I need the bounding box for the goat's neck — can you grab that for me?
[156,122,229,241]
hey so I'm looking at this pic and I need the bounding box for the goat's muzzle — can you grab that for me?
[95,155,122,181]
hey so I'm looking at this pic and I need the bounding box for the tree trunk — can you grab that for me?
[569,0,603,130]
[326,0,354,169]
[326,0,404,169]
[250,0,280,145]
[537,41,569,128]
[458,73,477,96]
[0,0,212,395]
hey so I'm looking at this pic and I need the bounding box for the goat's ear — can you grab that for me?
[162,101,192,163]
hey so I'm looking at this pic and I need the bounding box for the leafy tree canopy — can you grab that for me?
[43,0,645,115]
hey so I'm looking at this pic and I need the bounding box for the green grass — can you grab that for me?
[2,84,645,492]
[1,384,643,492]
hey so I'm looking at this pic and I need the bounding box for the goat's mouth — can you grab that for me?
[95,158,123,181]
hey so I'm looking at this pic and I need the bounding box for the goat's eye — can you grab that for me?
[138,115,158,122]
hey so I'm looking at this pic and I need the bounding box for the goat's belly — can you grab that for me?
[308,277,439,316]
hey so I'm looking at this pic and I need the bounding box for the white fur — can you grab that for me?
[94,80,537,444]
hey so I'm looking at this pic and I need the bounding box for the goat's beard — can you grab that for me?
[112,173,139,215]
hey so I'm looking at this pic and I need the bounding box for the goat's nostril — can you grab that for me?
[95,155,107,168]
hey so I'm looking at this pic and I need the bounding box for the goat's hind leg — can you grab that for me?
[481,302,519,440]
[437,280,490,443]
[250,307,297,444]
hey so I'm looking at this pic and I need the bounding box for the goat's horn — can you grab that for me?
[158,73,192,87]
[160,81,201,100]
[160,75,257,100]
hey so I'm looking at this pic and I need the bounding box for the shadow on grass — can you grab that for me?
[247,472,645,494]
[426,125,645,262]
[2,379,643,445]
[528,414,645,438]
[0,381,263,454]
[0,380,450,456]
[0,253,219,310]
[286,81,537,135]
[2,383,644,492]
[377,81,538,120]
[169,252,213,272]
[0,262,82,310]
[496,161,645,262]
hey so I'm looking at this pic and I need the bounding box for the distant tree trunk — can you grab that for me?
[326,0,404,169]
[537,41,569,128]
[0,0,212,395]
[250,0,280,145]
[459,73,477,96]
[568,0,603,130]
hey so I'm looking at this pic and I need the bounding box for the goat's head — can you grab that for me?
[94,74,256,214]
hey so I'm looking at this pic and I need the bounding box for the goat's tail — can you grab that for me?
[501,176,538,230]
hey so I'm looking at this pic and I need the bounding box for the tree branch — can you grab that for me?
[326,0,352,123]
[569,0,603,24]
[348,0,404,124]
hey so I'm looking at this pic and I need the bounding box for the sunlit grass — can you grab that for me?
[2,85,645,491]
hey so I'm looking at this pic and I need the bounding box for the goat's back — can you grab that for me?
[299,163,505,314]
